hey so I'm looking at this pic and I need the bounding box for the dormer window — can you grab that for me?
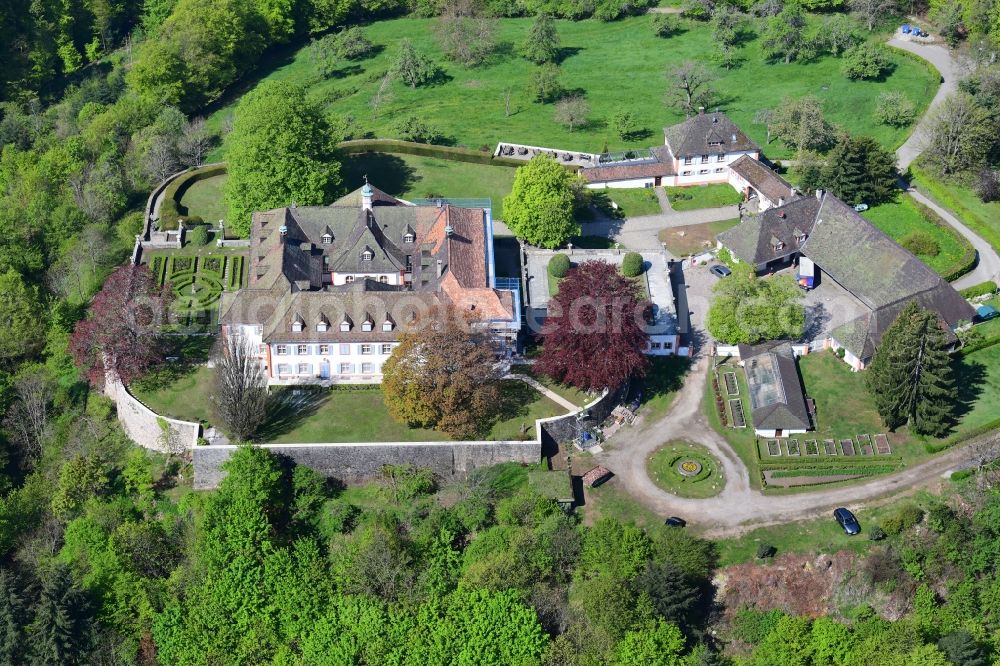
[382,321,393,332]
[361,247,373,261]
[317,320,328,332]
[322,233,332,244]
[362,314,373,332]
[292,321,303,332]
[403,232,415,243]
[774,241,784,251]
[340,320,351,332]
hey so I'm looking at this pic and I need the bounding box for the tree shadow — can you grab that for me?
[201,44,300,117]
[329,63,366,79]
[555,46,584,64]
[340,152,418,196]
[639,357,691,408]
[490,380,545,436]
[131,335,215,393]
[256,387,329,441]
[951,356,986,426]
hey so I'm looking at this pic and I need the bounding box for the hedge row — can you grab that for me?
[961,281,998,299]
[959,334,1000,357]
[924,417,1000,454]
[769,465,898,478]
[760,456,901,470]
[910,161,1000,256]
[337,139,554,170]
[889,45,943,88]
[159,164,227,231]
[908,197,978,282]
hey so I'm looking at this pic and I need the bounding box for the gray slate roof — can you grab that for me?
[738,341,811,432]
[663,111,758,158]
[728,155,797,205]
[717,192,975,362]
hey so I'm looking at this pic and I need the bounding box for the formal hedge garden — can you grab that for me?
[147,251,246,328]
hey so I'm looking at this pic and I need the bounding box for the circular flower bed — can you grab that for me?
[647,440,724,499]
[677,459,703,477]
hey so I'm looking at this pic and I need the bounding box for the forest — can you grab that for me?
[3,0,1000,663]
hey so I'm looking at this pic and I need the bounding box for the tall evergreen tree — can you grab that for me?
[818,135,897,205]
[520,13,560,64]
[937,631,988,666]
[0,570,24,666]
[28,564,94,666]
[865,301,956,436]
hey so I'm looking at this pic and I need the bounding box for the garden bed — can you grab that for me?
[647,440,725,499]
[729,399,746,428]
[841,439,856,456]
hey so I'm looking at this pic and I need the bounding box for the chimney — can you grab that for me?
[698,106,705,115]
[361,179,373,212]
[778,197,785,207]
[436,259,443,278]
[278,225,287,242]
[815,188,824,201]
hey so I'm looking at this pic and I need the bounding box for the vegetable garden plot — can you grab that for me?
[787,439,801,456]
[841,439,856,456]
[724,372,738,396]
[805,440,819,455]
[874,434,891,454]
[857,434,873,456]
[729,399,746,427]
[766,440,780,456]
[824,439,837,455]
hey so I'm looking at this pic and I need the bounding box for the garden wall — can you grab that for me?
[192,440,541,489]
[104,375,201,453]
[537,384,625,452]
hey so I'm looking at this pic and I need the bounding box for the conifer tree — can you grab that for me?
[520,13,560,65]
[865,301,956,436]
[392,39,438,88]
[818,135,898,206]
[0,570,24,666]
[28,564,94,665]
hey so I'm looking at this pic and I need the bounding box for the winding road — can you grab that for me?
[593,39,1000,536]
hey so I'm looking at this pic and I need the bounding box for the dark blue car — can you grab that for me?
[834,508,861,535]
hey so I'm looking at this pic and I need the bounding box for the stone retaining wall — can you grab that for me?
[104,375,201,452]
[193,439,541,489]
[538,383,626,449]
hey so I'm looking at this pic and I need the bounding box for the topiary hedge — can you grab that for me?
[158,164,227,231]
[899,230,940,257]
[338,139,528,168]
[189,225,209,247]
[548,253,571,278]
[621,252,644,277]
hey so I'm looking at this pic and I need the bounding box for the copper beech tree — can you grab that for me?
[70,264,172,385]
[381,307,502,439]
[537,260,650,391]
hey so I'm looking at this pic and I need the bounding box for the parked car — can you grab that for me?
[833,508,861,535]
[709,264,732,278]
[664,517,687,528]
[853,203,869,212]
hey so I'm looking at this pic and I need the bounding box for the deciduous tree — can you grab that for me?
[69,264,172,385]
[865,301,956,436]
[0,268,45,363]
[921,93,997,176]
[767,96,836,153]
[841,42,891,79]
[225,81,342,237]
[849,0,898,31]
[611,109,640,140]
[381,307,502,438]
[393,39,439,88]
[537,261,650,390]
[761,3,810,63]
[213,334,270,442]
[553,95,590,131]
[532,63,564,103]
[665,61,716,117]
[502,155,581,248]
[435,0,498,67]
[706,264,805,344]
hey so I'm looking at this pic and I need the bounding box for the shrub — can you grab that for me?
[116,211,146,247]
[317,499,360,537]
[974,169,999,203]
[900,230,940,257]
[868,526,886,541]
[756,543,776,559]
[874,91,916,127]
[548,253,571,278]
[841,43,890,80]
[184,215,204,226]
[621,252,644,277]
[960,281,998,299]
[189,225,209,247]
[652,14,680,37]
[881,503,924,535]
[391,115,445,144]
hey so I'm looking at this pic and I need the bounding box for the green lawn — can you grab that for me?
[639,356,690,421]
[603,187,662,217]
[647,440,725,499]
[132,365,216,425]
[912,162,1000,253]
[205,16,936,161]
[178,174,229,225]
[340,151,517,207]
[861,196,972,278]
[953,343,1000,434]
[510,366,595,408]
[659,218,740,256]
[666,183,742,211]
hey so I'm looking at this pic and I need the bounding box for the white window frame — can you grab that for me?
[403,233,415,243]
[381,343,392,354]
[362,322,373,332]
[297,363,311,375]
[360,344,372,355]
[338,363,352,374]
[276,345,288,355]
[339,343,350,355]
[716,153,726,162]
[683,157,693,166]
[276,364,291,375]
[340,322,350,332]
[319,344,329,355]
[362,250,373,261]
[382,321,393,332]
[296,344,309,355]
[361,362,374,374]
